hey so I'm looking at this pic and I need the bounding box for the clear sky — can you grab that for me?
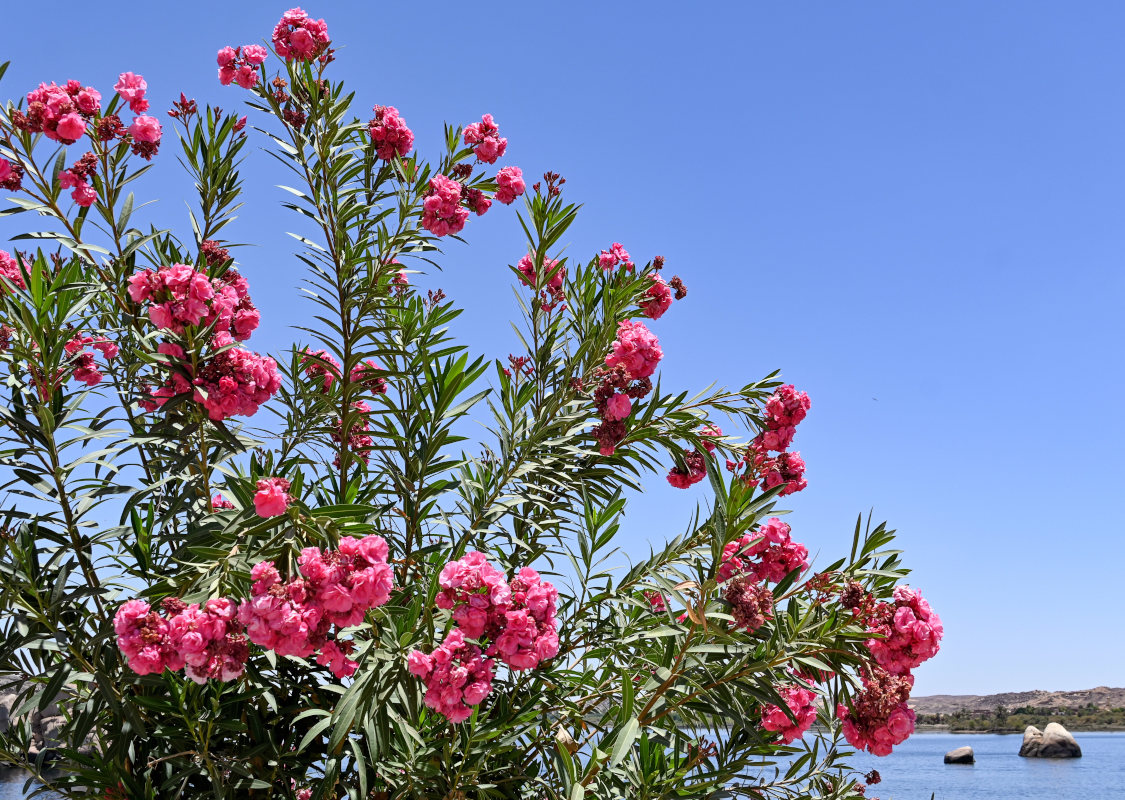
[2,1,1122,697]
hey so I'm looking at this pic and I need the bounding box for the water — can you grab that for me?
[2,733,1123,798]
[843,731,1125,799]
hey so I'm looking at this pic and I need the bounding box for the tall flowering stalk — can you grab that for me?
[0,9,940,800]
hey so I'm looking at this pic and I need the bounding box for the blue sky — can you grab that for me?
[2,2,1123,696]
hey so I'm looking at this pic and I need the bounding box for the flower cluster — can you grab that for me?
[761,684,819,744]
[589,320,664,456]
[837,667,916,756]
[130,263,277,421]
[589,364,651,456]
[0,250,26,291]
[64,332,119,387]
[299,348,387,396]
[644,590,667,613]
[253,477,292,517]
[350,360,388,395]
[128,264,252,337]
[407,629,495,724]
[667,425,722,489]
[729,384,811,496]
[864,585,943,675]
[605,319,663,380]
[239,536,394,678]
[516,253,566,312]
[421,174,469,237]
[58,151,98,207]
[21,80,101,143]
[332,400,373,466]
[300,347,341,391]
[640,273,674,319]
[272,7,330,61]
[190,333,282,421]
[412,552,559,720]
[463,114,507,164]
[716,517,809,584]
[368,105,414,160]
[493,566,560,670]
[212,493,236,510]
[217,45,269,89]
[598,242,634,272]
[0,158,23,191]
[722,575,774,633]
[114,597,249,683]
[494,166,525,205]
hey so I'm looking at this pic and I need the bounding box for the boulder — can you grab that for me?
[944,745,974,764]
[1019,723,1082,758]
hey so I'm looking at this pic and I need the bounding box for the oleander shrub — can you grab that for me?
[0,8,941,799]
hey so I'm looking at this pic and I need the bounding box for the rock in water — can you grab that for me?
[1019,722,1082,758]
[944,745,974,764]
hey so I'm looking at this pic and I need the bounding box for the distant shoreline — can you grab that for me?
[914,724,1125,735]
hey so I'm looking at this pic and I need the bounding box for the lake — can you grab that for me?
[2,732,1123,797]
[839,731,1125,799]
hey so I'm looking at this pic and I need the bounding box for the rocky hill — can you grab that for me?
[909,686,1125,715]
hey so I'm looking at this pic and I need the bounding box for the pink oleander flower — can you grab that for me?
[408,628,496,723]
[217,45,266,88]
[516,254,565,294]
[114,72,149,113]
[666,451,706,489]
[0,158,22,191]
[640,273,674,319]
[605,319,662,380]
[837,668,916,756]
[463,113,507,164]
[300,347,342,391]
[494,166,525,205]
[368,105,414,160]
[604,393,631,421]
[421,174,469,237]
[765,384,811,429]
[0,250,26,291]
[761,450,807,496]
[599,242,634,272]
[644,590,667,613]
[253,477,292,517]
[128,115,161,143]
[55,113,86,142]
[350,360,388,395]
[62,333,118,387]
[114,599,181,675]
[212,494,235,510]
[243,45,269,65]
[128,114,162,160]
[865,585,943,675]
[717,518,808,584]
[273,7,331,61]
[761,684,819,744]
[434,553,559,672]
